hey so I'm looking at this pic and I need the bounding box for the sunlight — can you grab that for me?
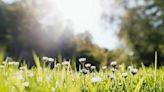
[42,0,102,33]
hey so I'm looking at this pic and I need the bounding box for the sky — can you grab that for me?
[54,0,120,50]
[3,0,121,50]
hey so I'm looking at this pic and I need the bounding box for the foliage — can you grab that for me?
[0,57,164,92]
[118,0,164,65]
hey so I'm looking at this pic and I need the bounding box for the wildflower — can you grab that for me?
[19,66,26,70]
[80,69,89,75]
[8,62,19,66]
[116,65,122,70]
[37,76,42,82]
[121,73,128,78]
[110,61,117,67]
[48,58,54,62]
[42,56,49,61]
[55,63,61,68]
[109,74,116,80]
[130,68,138,75]
[2,61,7,65]
[111,68,117,73]
[79,58,86,64]
[0,65,4,69]
[118,83,122,86]
[85,63,91,68]
[91,66,96,70]
[56,81,61,87]
[27,71,34,77]
[51,87,55,92]
[91,77,102,83]
[62,61,70,66]
[22,81,29,87]
[17,74,23,80]
[127,66,133,70]
[102,66,107,70]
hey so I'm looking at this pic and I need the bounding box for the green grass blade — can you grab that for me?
[32,50,41,70]
[0,47,5,64]
[154,51,157,91]
[134,77,144,92]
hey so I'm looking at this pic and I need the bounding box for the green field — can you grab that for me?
[0,53,163,92]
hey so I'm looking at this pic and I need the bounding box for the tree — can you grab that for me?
[118,0,164,65]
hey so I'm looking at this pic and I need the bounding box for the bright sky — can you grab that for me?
[47,0,120,50]
[4,0,120,50]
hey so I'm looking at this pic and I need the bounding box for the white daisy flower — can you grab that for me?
[110,61,117,67]
[91,77,102,83]
[130,68,138,75]
[91,66,96,70]
[17,74,23,80]
[56,81,61,87]
[22,81,29,87]
[48,58,54,62]
[102,66,107,70]
[127,66,133,70]
[85,63,91,68]
[62,61,70,66]
[0,65,4,69]
[122,73,128,78]
[37,76,42,82]
[51,87,55,92]
[42,56,49,61]
[79,58,86,64]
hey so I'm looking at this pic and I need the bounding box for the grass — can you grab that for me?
[0,53,163,92]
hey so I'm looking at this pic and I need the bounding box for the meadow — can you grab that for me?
[0,52,163,92]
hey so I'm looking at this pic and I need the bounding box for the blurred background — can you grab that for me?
[0,0,163,67]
